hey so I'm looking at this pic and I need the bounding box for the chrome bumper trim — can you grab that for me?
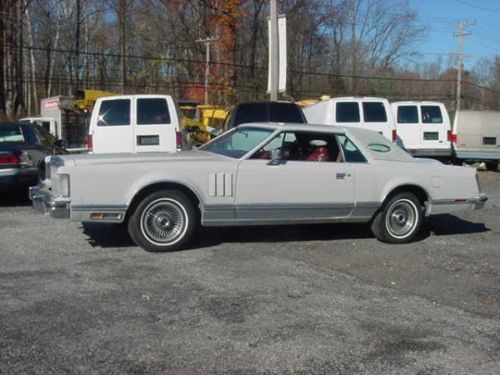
[29,186,70,219]
[473,193,488,210]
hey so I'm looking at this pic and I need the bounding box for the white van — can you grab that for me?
[449,110,500,171]
[391,101,451,160]
[87,95,182,154]
[303,97,397,142]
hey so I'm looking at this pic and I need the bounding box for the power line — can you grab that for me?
[455,0,500,13]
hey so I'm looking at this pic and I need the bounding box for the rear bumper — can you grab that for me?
[0,167,38,191]
[407,148,451,158]
[29,186,70,219]
[453,150,500,161]
[425,193,488,215]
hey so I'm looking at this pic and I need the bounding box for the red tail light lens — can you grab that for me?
[0,154,20,164]
[449,132,457,143]
[176,131,182,150]
[87,134,93,151]
[392,129,398,142]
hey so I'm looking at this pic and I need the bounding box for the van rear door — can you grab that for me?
[92,98,133,153]
[395,104,419,150]
[134,96,178,153]
[420,104,449,150]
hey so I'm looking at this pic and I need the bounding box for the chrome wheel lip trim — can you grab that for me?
[385,198,419,239]
[140,198,189,247]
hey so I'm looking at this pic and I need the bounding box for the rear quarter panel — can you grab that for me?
[352,160,479,204]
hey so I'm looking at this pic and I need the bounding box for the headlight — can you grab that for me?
[57,174,70,197]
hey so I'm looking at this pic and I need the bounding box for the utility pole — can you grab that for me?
[269,0,279,101]
[454,21,474,111]
[196,36,218,105]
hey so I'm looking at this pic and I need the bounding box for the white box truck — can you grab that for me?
[449,110,500,171]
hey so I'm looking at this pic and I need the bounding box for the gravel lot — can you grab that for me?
[1,172,499,374]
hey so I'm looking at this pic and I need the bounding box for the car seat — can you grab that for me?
[306,146,331,162]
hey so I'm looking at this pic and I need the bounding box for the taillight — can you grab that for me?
[176,131,182,150]
[449,132,457,144]
[87,134,93,152]
[392,129,398,142]
[0,154,20,164]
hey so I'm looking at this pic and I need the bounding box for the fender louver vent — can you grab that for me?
[208,173,233,197]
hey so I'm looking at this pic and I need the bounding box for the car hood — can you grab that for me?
[54,150,228,167]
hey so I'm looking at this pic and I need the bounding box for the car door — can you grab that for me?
[234,130,355,223]
[134,96,178,153]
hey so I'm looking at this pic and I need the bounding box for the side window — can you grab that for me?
[397,106,418,124]
[336,102,360,123]
[31,126,47,146]
[251,132,286,159]
[253,131,342,162]
[137,98,171,125]
[38,121,51,133]
[363,102,387,122]
[98,99,130,126]
[336,135,367,163]
[421,106,443,124]
[36,125,55,144]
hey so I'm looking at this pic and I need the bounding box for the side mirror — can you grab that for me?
[267,148,282,166]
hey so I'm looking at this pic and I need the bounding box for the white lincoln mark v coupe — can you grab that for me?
[30,123,487,252]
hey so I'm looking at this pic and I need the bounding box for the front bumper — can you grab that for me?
[29,186,70,219]
[473,193,488,210]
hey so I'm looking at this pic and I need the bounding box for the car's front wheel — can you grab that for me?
[128,190,197,252]
[371,192,423,244]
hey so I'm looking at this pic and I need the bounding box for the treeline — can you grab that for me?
[1,0,500,119]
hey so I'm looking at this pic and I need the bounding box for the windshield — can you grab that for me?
[200,127,274,158]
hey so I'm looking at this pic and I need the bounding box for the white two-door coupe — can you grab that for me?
[30,123,487,252]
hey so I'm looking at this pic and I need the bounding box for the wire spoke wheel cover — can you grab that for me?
[140,198,188,246]
[385,198,418,239]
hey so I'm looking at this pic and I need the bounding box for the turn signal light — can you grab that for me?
[392,129,398,142]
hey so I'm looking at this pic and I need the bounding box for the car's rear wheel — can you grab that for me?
[128,190,196,252]
[371,192,423,244]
